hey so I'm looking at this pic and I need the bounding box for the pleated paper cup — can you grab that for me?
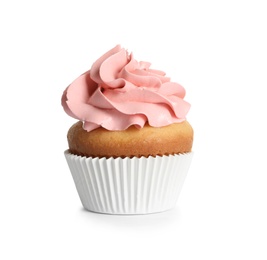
[64,150,193,215]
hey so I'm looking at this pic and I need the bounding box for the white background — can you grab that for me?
[1,0,267,259]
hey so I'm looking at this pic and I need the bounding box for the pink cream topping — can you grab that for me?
[62,45,190,131]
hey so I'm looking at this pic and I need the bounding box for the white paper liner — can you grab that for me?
[64,151,193,214]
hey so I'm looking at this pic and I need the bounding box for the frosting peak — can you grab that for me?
[62,45,190,131]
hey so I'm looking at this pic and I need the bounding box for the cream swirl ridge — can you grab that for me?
[62,45,190,131]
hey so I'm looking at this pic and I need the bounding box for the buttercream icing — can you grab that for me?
[62,45,190,131]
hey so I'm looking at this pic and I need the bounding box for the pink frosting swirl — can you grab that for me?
[62,45,190,131]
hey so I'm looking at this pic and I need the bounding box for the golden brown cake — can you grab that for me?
[67,120,193,158]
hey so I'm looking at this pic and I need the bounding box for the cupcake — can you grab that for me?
[62,45,193,214]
